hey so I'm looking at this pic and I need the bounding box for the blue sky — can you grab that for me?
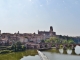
[0,0,80,36]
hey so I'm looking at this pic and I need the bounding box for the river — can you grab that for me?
[0,46,80,60]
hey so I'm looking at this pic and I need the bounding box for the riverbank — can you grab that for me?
[0,45,26,54]
[0,49,38,60]
[0,48,80,60]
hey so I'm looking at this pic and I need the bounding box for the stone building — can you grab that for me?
[38,26,56,39]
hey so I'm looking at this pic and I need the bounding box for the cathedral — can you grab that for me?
[38,26,56,37]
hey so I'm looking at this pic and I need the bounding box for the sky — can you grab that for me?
[0,0,80,36]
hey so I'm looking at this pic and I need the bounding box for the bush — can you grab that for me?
[52,44,55,47]
[21,45,26,51]
[60,45,63,49]
[7,46,12,50]
[0,50,10,54]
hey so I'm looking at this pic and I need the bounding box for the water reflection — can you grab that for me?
[71,50,76,55]
[47,45,80,55]
[56,49,60,53]
[67,49,72,54]
[59,49,76,55]
[59,45,80,55]
[20,55,40,60]
[59,49,63,54]
[42,52,80,60]
[75,45,80,55]
[59,49,77,55]
[63,50,67,54]
[59,49,70,54]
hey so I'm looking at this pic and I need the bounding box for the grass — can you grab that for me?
[0,50,38,60]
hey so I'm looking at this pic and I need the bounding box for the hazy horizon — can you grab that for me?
[0,0,80,36]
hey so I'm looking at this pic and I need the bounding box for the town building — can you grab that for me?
[0,26,56,46]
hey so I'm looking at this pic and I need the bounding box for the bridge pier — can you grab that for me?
[71,49,76,55]
[56,49,59,53]
[63,49,67,54]
[71,44,75,50]
[63,45,67,50]
[55,44,60,49]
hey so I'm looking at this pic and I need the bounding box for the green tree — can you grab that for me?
[41,40,45,43]
[62,39,67,44]
[68,39,74,44]
[11,41,26,52]
[49,37,59,43]
[45,39,51,43]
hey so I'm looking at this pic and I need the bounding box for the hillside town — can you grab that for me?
[0,26,56,49]
[0,26,80,50]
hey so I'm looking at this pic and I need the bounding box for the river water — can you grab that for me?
[0,46,80,60]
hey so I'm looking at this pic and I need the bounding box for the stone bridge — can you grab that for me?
[55,44,80,50]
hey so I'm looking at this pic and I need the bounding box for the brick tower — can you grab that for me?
[50,26,53,36]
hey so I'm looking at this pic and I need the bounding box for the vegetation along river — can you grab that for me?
[0,46,80,60]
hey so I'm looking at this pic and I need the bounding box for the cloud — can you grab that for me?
[29,0,31,2]
[46,0,49,5]
[40,5,43,7]
[63,0,64,3]
[75,1,78,4]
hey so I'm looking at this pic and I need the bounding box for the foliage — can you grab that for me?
[44,36,75,45]
[52,44,55,47]
[67,39,75,44]
[0,50,10,54]
[60,45,63,49]
[62,39,67,44]
[0,46,12,50]
[45,37,59,43]
[11,41,26,52]
[45,39,51,43]
[49,37,59,43]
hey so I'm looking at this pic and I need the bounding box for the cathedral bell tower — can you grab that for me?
[50,26,53,36]
[50,26,53,32]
